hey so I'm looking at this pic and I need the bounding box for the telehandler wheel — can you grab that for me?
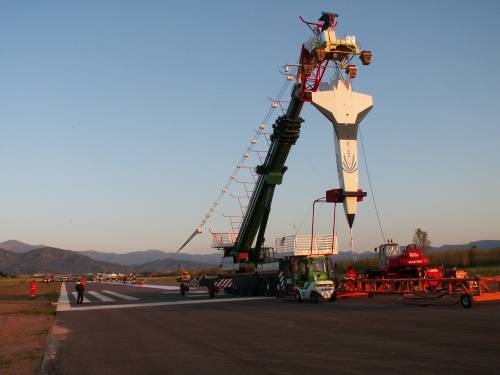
[295,290,302,303]
[460,293,473,309]
[311,292,320,303]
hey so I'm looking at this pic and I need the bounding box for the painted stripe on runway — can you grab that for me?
[102,290,139,301]
[162,290,207,295]
[87,291,115,302]
[71,292,91,303]
[99,282,179,291]
[128,284,179,290]
[56,296,273,312]
[56,282,70,311]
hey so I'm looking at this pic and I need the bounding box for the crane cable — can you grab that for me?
[359,128,386,242]
[173,75,294,256]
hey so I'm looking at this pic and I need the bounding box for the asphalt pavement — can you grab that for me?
[42,282,500,375]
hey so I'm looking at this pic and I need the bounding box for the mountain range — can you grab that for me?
[1,239,499,275]
[77,249,221,266]
[0,247,132,275]
[0,240,218,275]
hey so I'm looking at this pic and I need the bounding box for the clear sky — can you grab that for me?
[1,1,499,253]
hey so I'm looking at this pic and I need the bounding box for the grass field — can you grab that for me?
[0,277,60,375]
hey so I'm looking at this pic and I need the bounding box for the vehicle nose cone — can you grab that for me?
[347,214,355,228]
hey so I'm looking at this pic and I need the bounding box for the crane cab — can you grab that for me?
[377,243,401,270]
[375,242,431,277]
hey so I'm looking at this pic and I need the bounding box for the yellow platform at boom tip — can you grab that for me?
[319,29,360,57]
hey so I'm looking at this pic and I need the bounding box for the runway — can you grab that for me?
[44,282,500,375]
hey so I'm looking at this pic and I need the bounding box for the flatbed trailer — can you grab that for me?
[336,276,500,308]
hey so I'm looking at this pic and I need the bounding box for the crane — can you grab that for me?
[183,12,374,301]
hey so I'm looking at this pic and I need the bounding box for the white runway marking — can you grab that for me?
[99,282,179,291]
[88,291,115,302]
[162,290,207,295]
[102,290,139,301]
[71,292,91,303]
[56,296,273,312]
[127,283,179,290]
[56,283,70,311]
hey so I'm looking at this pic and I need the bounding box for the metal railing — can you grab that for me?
[274,234,337,256]
[211,232,238,248]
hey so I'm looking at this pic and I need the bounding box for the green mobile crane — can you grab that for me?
[194,12,373,301]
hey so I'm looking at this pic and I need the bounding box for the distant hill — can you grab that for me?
[333,240,500,261]
[78,249,221,266]
[0,245,218,275]
[0,247,131,274]
[0,248,22,270]
[1,239,498,274]
[0,240,45,253]
[78,249,169,266]
[332,250,374,261]
[428,240,500,253]
[136,258,216,273]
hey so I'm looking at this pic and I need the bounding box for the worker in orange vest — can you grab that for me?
[345,266,357,279]
[30,279,37,298]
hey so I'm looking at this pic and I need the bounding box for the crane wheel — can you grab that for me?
[208,286,216,298]
[295,290,302,303]
[460,294,473,309]
[263,280,273,296]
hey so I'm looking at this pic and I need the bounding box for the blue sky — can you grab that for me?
[1,1,499,253]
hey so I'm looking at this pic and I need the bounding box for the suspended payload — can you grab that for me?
[311,79,373,227]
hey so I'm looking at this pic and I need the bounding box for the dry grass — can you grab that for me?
[0,277,60,374]
[464,265,500,277]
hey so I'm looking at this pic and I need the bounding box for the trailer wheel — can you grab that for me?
[295,290,302,303]
[460,294,473,309]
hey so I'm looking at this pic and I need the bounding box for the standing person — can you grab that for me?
[30,280,37,299]
[75,280,85,304]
